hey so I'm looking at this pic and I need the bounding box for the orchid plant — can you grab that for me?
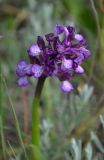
[16,24,90,160]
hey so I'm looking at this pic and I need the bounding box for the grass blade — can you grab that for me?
[1,75,29,160]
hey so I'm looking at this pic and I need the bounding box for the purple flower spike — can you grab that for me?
[32,64,43,78]
[16,24,91,93]
[60,81,73,93]
[16,61,27,77]
[17,77,29,87]
[75,65,84,74]
[28,44,41,57]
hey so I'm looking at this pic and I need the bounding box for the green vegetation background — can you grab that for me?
[0,0,104,159]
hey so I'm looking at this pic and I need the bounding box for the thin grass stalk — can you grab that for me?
[0,64,7,160]
[90,0,100,38]
[0,117,7,160]
[7,141,17,159]
[1,75,29,160]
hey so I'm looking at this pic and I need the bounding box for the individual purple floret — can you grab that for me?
[60,81,73,93]
[17,76,29,86]
[16,61,27,77]
[28,44,41,56]
[16,24,91,93]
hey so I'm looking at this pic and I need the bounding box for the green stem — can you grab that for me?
[31,76,46,159]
